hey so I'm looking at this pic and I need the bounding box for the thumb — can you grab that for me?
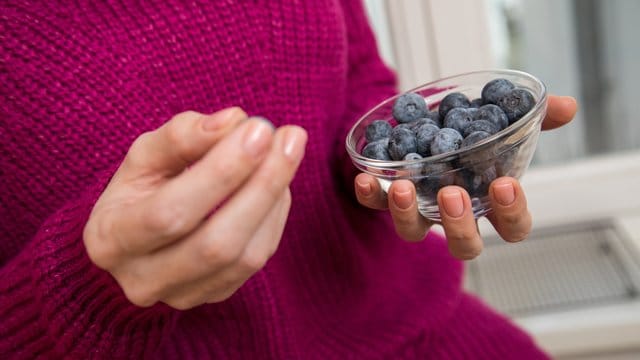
[121,107,247,178]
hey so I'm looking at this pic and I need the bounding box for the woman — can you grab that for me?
[0,0,577,358]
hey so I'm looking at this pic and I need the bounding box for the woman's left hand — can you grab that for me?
[354,95,578,260]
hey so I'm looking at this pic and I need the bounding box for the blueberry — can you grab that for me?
[424,111,442,127]
[416,162,455,196]
[388,127,417,160]
[456,167,496,198]
[415,123,440,156]
[463,120,498,137]
[365,120,392,142]
[363,138,390,159]
[461,130,491,148]
[469,98,484,108]
[443,108,475,134]
[475,104,509,130]
[430,128,463,156]
[362,138,391,160]
[408,117,439,132]
[495,148,519,177]
[497,88,535,123]
[415,177,440,198]
[392,92,428,123]
[438,92,470,119]
[404,152,423,161]
[394,123,413,132]
[410,113,441,131]
[481,78,515,105]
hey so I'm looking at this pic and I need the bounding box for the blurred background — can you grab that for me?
[362,0,640,358]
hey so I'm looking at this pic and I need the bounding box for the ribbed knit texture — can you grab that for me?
[1,1,548,358]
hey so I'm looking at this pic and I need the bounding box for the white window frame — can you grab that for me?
[373,0,494,91]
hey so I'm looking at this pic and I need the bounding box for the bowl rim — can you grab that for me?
[345,69,548,168]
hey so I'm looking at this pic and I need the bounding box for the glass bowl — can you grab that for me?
[345,69,548,222]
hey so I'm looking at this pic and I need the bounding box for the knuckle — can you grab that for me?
[164,119,195,164]
[171,110,202,123]
[450,243,483,260]
[505,229,530,243]
[166,297,200,311]
[125,132,154,167]
[500,212,523,227]
[215,159,245,184]
[457,247,483,260]
[253,170,287,203]
[393,213,416,228]
[121,283,159,308]
[200,239,238,266]
[207,288,237,304]
[446,232,483,260]
[239,251,269,272]
[399,227,428,242]
[143,205,190,239]
[500,212,531,242]
[83,217,120,270]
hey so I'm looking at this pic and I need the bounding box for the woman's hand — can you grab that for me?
[83,108,307,309]
[355,95,577,260]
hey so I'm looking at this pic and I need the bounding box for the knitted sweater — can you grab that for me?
[0,1,548,358]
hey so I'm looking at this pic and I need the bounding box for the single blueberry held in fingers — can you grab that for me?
[444,108,475,134]
[438,92,470,119]
[362,138,391,160]
[430,128,463,156]
[497,88,535,123]
[475,104,509,130]
[365,120,392,142]
[392,92,428,123]
[469,98,484,108]
[404,152,423,161]
[388,127,417,160]
[463,120,499,137]
[481,78,515,105]
[415,123,440,156]
[461,131,492,148]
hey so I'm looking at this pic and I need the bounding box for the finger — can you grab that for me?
[438,186,483,260]
[541,95,577,131]
[162,190,292,309]
[114,117,276,254]
[355,173,388,210]
[120,107,247,179]
[238,188,291,270]
[202,125,306,252]
[127,126,307,294]
[388,180,430,242]
[486,177,531,242]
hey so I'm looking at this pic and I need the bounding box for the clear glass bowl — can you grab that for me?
[346,69,548,222]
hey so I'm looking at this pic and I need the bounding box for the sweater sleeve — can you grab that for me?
[0,164,177,358]
[335,0,399,188]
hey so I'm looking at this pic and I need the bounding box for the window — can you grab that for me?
[364,0,640,165]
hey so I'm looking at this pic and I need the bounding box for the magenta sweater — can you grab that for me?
[0,1,548,358]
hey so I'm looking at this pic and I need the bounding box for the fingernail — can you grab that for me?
[393,189,413,210]
[252,116,275,129]
[357,180,372,196]
[243,119,274,155]
[494,182,515,206]
[203,107,241,131]
[442,188,464,217]
[282,128,307,161]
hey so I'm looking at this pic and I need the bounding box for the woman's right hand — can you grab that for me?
[83,108,308,310]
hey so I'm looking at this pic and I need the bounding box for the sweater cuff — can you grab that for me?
[0,170,176,358]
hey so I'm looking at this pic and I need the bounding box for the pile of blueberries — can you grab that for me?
[360,78,536,197]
